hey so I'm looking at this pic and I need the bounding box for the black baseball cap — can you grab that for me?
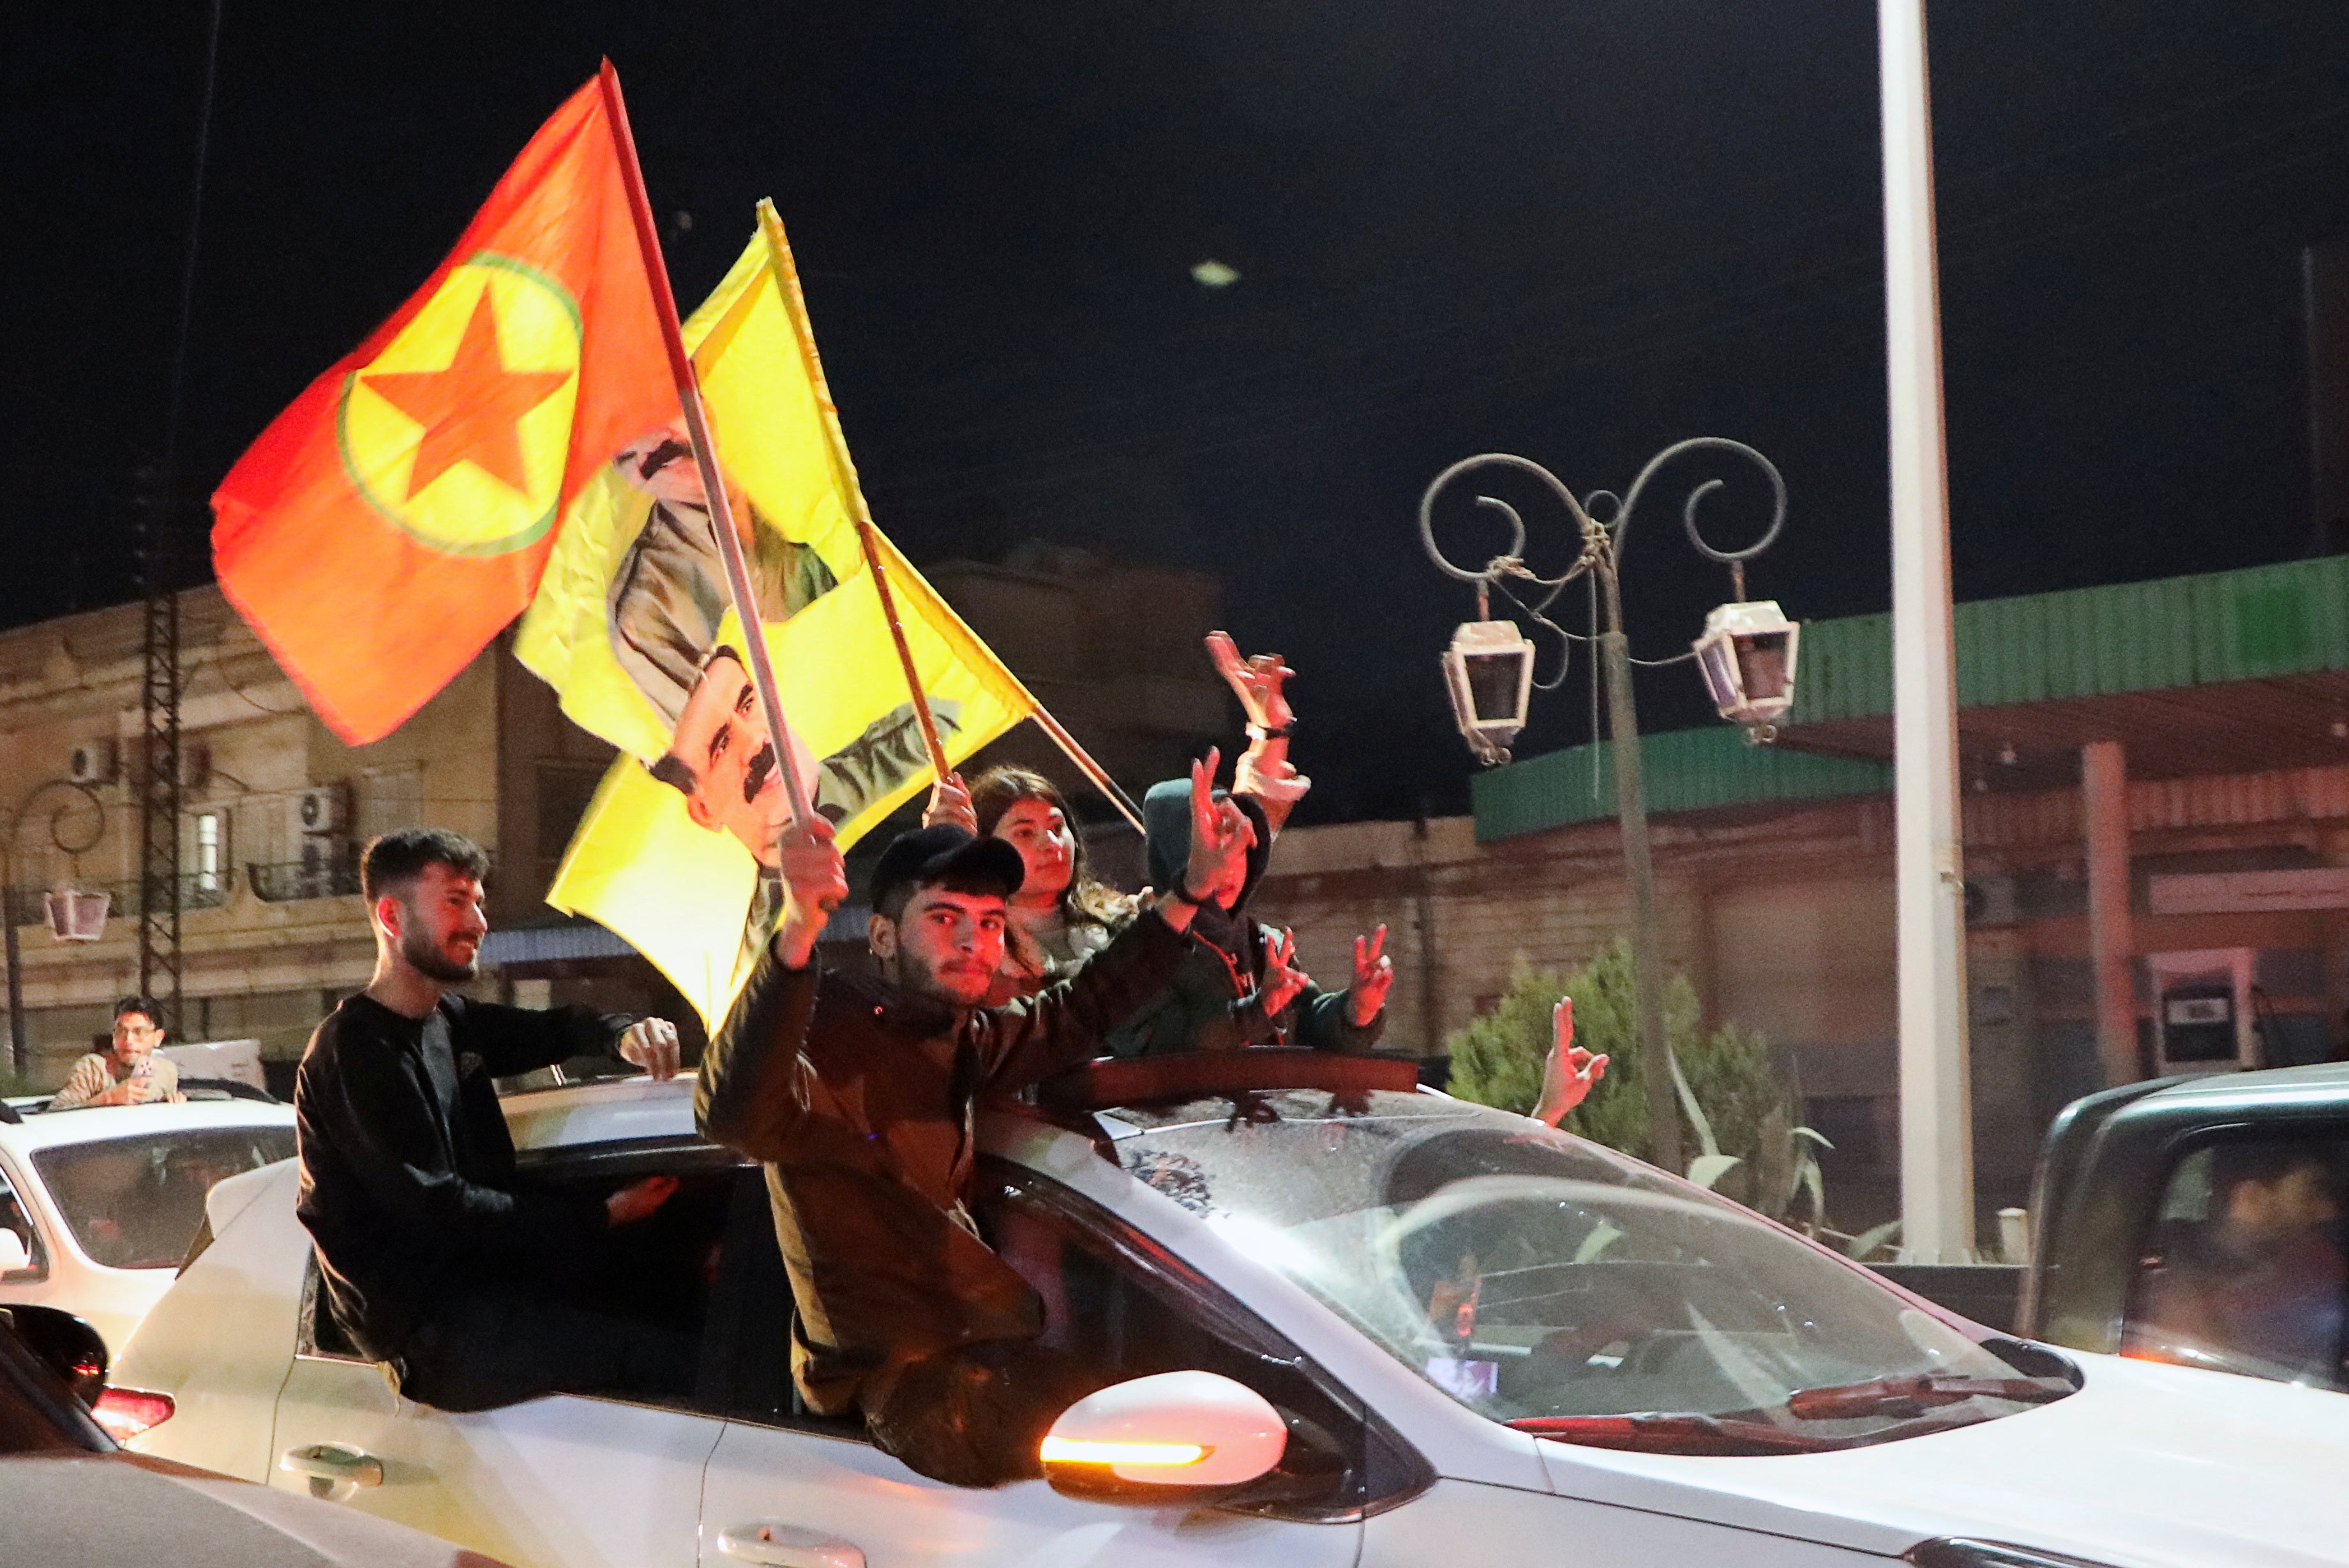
[869,825,1024,920]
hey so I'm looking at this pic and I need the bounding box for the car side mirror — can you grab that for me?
[1041,1370,1288,1505]
[0,1230,29,1276]
[1,1304,108,1406]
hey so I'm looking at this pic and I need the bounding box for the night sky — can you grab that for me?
[10,1,2349,822]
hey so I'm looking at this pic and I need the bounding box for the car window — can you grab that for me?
[33,1127,295,1270]
[2124,1135,2349,1389]
[705,1161,1423,1518]
[0,1334,93,1455]
[1113,1091,2071,1452]
[297,1155,739,1417]
[0,1160,45,1281]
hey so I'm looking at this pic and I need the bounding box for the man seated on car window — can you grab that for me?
[2133,1141,2349,1385]
[697,752,1255,1488]
[296,828,695,1412]
[49,997,183,1110]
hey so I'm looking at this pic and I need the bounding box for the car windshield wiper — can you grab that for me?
[1781,1373,2071,1421]
[1507,1412,1841,1456]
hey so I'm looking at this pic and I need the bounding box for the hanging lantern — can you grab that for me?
[1693,600,1801,742]
[43,885,109,944]
[1442,619,1537,766]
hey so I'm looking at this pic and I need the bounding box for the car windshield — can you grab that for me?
[1111,1091,2072,1454]
[33,1126,296,1270]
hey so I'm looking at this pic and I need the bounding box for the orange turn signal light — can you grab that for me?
[1039,1436,1211,1467]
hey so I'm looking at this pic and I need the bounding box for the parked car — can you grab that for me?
[114,1052,2349,1568]
[0,1297,509,1567]
[0,1096,297,1356]
[2022,1060,2349,1391]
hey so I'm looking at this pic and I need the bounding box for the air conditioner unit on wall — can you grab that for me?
[66,740,116,786]
[296,783,350,835]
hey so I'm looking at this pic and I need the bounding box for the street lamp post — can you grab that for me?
[1421,440,1793,1175]
[1,781,109,1079]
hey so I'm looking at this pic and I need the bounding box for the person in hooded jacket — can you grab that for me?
[1099,775,1393,1058]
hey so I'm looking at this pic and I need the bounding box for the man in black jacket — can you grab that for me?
[697,752,1256,1486]
[296,828,693,1412]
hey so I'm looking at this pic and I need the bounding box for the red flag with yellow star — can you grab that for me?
[213,74,674,743]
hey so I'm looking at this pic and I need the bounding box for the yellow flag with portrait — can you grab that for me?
[518,204,1038,1027]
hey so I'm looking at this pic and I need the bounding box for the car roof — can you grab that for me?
[0,1099,295,1156]
[495,1054,1455,1160]
[501,1075,698,1153]
[2128,1061,2349,1115]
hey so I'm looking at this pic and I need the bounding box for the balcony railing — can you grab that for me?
[247,858,363,903]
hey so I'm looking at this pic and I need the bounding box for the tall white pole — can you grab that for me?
[1881,0,1976,1261]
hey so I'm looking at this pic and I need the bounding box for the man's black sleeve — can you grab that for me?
[696,941,825,1161]
[453,997,634,1078]
[984,909,1194,1089]
[306,1032,606,1259]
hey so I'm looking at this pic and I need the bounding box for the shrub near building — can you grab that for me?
[1446,943,1825,1230]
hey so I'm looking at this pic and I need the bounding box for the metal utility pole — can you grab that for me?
[1881,0,1976,1260]
[137,0,225,1032]
[1595,555,1681,1176]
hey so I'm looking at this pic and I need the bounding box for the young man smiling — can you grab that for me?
[696,752,1256,1487]
[296,828,693,1412]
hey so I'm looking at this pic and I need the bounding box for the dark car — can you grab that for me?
[2022,1063,2349,1391]
[0,1301,507,1567]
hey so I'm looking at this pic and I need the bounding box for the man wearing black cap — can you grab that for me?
[696,752,1254,1487]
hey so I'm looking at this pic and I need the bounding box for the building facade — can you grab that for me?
[1252,556,2349,1233]
[0,541,1230,1087]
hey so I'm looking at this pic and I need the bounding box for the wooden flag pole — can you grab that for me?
[751,200,1144,834]
[753,200,949,785]
[599,63,815,830]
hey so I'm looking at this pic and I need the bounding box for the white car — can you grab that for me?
[0,1095,296,1357]
[112,1052,2349,1568]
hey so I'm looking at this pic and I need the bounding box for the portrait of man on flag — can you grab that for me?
[520,207,1039,1024]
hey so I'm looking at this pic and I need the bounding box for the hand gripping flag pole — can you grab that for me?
[599,62,816,832]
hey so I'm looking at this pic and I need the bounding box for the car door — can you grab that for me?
[268,1151,739,1568]
[698,1162,1412,1568]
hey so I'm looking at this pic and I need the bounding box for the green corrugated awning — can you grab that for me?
[1792,555,2349,722]
[1474,555,2349,843]
[1473,726,1893,843]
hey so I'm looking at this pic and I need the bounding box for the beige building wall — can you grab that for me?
[0,588,560,1083]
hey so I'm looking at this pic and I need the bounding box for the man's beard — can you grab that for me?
[400,912,478,983]
[894,949,986,1006]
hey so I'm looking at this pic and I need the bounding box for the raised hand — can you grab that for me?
[618,1018,682,1081]
[922,770,978,835]
[1260,927,1313,1017]
[605,1174,679,1227]
[1158,749,1256,936]
[1182,747,1255,892]
[1533,997,1609,1128]
[1346,924,1394,1027]
[1206,631,1295,731]
[770,815,849,968]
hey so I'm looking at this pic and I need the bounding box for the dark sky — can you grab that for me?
[8,1,2349,822]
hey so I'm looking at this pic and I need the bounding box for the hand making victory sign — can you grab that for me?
[1259,928,1313,1017]
[1346,923,1394,1027]
[1532,997,1609,1128]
